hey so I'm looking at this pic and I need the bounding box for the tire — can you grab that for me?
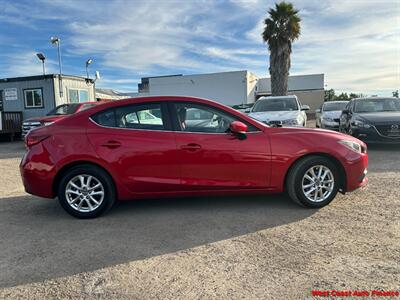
[58,164,116,218]
[286,156,339,208]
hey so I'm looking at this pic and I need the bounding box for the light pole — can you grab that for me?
[36,53,46,75]
[85,58,93,79]
[51,36,63,99]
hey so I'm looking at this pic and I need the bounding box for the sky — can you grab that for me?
[0,0,399,95]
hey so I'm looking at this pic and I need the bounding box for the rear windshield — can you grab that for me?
[79,103,97,111]
[47,104,81,116]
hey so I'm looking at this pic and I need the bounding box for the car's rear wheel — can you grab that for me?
[286,156,339,208]
[58,165,116,218]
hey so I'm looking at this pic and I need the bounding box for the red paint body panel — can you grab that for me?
[86,122,181,196]
[174,131,270,190]
[20,96,368,202]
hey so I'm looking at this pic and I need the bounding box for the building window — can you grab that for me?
[24,88,43,108]
[68,89,89,103]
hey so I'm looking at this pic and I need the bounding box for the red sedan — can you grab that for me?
[20,96,368,218]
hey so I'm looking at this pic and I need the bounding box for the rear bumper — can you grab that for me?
[20,144,56,199]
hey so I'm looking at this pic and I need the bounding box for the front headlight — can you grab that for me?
[339,140,362,153]
[43,121,54,126]
[352,120,371,128]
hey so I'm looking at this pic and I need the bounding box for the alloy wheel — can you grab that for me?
[301,165,334,203]
[65,174,105,212]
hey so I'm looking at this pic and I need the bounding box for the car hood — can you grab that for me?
[271,126,364,145]
[322,111,342,119]
[248,111,299,122]
[356,112,400,124]
[23,115,65,123]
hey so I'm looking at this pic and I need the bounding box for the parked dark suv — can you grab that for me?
[339,97,400,144]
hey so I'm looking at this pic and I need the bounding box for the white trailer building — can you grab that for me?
[137,71,324,112]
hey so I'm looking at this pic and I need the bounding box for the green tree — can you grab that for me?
[393,90,399,98]
[324,89,335,101]
[263,2,301,96]
[348,93,364,99]
[334,92,349,100]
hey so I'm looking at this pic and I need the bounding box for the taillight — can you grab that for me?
[25,134,50,147]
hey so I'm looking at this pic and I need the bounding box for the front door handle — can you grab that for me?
[101,140,121,149]
[180,143,202,152]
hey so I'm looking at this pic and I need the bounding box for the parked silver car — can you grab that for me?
[316,101,348,131]
[248,95,309,127]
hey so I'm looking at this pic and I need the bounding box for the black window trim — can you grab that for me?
[23,87,44,109]
[90,102,173,132]
[168,101,261,134]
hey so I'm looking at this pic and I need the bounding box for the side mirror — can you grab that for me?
[244,108,251,113]
[342,109,350,115]
[229,121,248,140]
[315,108,321,113]
[301,105,310,111]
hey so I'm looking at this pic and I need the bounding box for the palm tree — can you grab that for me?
[263,2,301,96]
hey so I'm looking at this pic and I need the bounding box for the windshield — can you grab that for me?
[354,98,400,113]
[46,104,81,116]
[79,103,96,111]
[252,98,298,112]
[323,102,348,111]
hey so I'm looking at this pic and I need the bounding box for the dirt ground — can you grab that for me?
[0,133,399,299]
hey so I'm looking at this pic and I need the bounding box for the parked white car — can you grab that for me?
[316,101,348,131]
[248,95,309,127]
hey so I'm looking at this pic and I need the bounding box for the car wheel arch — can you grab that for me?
[52,161,117,199]
[283,152,347,193]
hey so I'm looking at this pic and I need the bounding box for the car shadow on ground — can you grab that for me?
[0,193,315,288]
[0,141,25,159]
[366,144,400,172]
[367,143,400,151]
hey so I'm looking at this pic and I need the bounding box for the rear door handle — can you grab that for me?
[180,143,202,151]
[101,140,121,149]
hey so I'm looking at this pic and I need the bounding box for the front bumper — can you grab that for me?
[351,126,400,144]
[321,120,340,131]
[343,151,369,192]
[22,122,42,138]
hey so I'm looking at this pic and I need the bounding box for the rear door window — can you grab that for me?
[91,103,168,131]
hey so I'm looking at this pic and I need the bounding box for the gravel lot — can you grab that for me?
[0,127,399,299]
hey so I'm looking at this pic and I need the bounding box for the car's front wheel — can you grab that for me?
[286,156,339,208]
[58,165,116,218]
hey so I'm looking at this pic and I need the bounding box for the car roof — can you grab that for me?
[323,101,348,104]
[79,101,101,105]
[67,95,268,130]
[352,97,398,101]
[258,95,297,100]
[88,95,224,109]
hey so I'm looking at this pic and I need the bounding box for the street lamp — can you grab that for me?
[85,58,93,79]
[50,36,63,99]
[36,53,46,76]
